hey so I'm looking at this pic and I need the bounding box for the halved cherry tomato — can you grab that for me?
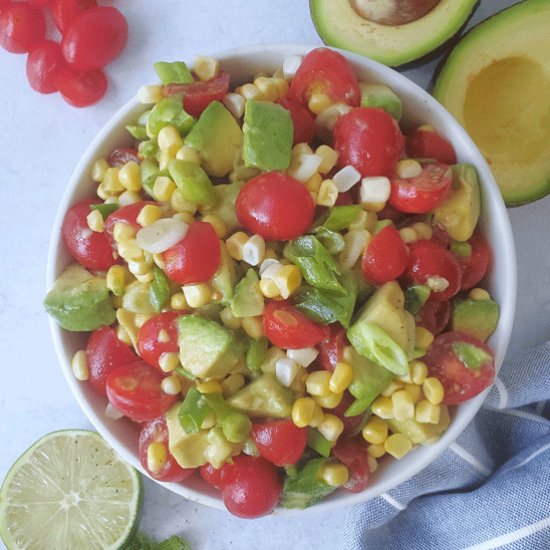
[431,223,451,249]
[277,96,315,145]
[263,300,328,349]
[138,416,195,482]
[137,311,186,371]
[377,203,407,225]
[62,200,117,270]
[26,40,65,94]
[404,240,462,302]
[104,201,157,242]
[51,0,97,33]
[456,231,491,290]
[415,300,451,335]
[335,191,354,206]
[406,127,457,165]
[29,0,52,5]
[424,331,495,405]
[235,172,315,241]
[332,437,370,493]
[251,419,307,466]
[289,47,360,108]
[55,67,107,108]
[333,107,404,178]
[220,455,282,519]
[200,463,224,490]
[318,324,348,372]
[108,147,140,167]
[362,225,409,285]
[331,392,365,435]
[162,221,221,285]
[389,163,452,214]
[105,360,177,423]
[86,326,136,396]
[163,72,230,118]
[0,3,45,53]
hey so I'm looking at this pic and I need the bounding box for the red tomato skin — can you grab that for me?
[162,222,221,285]
[51,0,97,33]
[138,417,195,482]
[0,3,45,53]
[29,0,52,5]
[331,391,364,435]
[55,67,107,108]
[277,96,315,145]
[86,326,136,396]
[263,300,328,349]
[200,463,224,490]
[457,232,491,290]
[289,47,360,108]
[61,7,128,72]
[362,226,409,285]
[26,40,65,94]
[405,240,462,302]
[406,128,457,165]
[108,147,140,167]
[415,300,451,335]
[318,324,348,372]
[431,223,451,249]
[251,420,307,466]
[62,201,117,271]
[235,172,315,241]
[137,312,185,371]
[104,201,157,240]
[424,331,495,405]
[332,437,370,493]
[106,360,177,423]
[220,455,282,518]
[333,107,404,178]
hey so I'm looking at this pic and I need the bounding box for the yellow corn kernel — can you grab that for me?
[71,350,89,381]
[116,308,138,348]
[134,313,152,328]
[367,454,378,473]
[259,279,280,299]
[202,214,227,238]
[138,84,163,104]
[153,175,176,202]
[416,399,441,424]
[182,283,211,308]
[384,433,413,459]
[104,196,119,206]
[304,172,323,193]
[308,403,325,428]
[106,265,127,297]
[136,204,162,227]
[147,442,167,474]
[381,380,404,397]
[175,145,202,165]
[318,414,344,442]
[113,221,137,243]
[272,264,302,299]
[170,189,197,214]
[91,158,109,182]
[396,159,422,179]
[392,390,415,421]
[418,124,436,132]
[315,145,339,174]
[236,83,264,101]
[117,239,143,261]
[119,161,142,192]
[111,295,124,311]
[423,377,445,405]
[254,76,282,102]
[399,227,418,244]
[367,443,386,458]
[338,229,371,271]
[319,463,349,487]
[411,360,428,385]
[221,373,245,397]
[273,77,290,96]
[226,231,249,261]
[172,212,195,225]
[348,210,369,231]
[330,362,353,394]
[116,324,132,346]
[313,391,343,409]
[136,272,154,284]
[158,126,184,156]
[118,191,142,206]
[219,306,242,330]
[194,55,220,82]
[86,209,104,233]
[415,327,435,351]
[170,292,188,311]
[404,383,423,404]
[196,380,223,394]
[309,191,318,203]
[362,201,386,213]
[102,167,124,194]
[411,222,433,240]
[292,397,317,428]
[158,330,170,344]
[308,92,332,115]
[159,352,180,373]
[370,396,394,419]
[200,412,216,430]
[152,254,165,271]
[469,287,491,301]
[317,179,339,207]
[305,370,332,397]
[242,316,265,340]
[362,417,388,445]
[272,67,285,79]
[161,375,182,395]
[264,248,277,260]
[96,182,110,200]
[292,143,314,156]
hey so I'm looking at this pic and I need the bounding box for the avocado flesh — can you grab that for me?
[433,0,550,206]
[166,405,210,468]
[309,0,478,67]
[389,404,450,444]
[452,298,499,343]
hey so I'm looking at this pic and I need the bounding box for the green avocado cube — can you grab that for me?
[388,405,451,445]
[452,298,500,342]
[231,269,264,318]
[360,83,403,120]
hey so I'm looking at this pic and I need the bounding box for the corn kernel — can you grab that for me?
[367,454,378,473]
[384,433,413,459]
[242,316,265,340]
[308,92,332,115]
[147,442,167,474]
[313,391,343,409]
[118,191,141,206]
[158,125,184,156]
[404,383,423,404]
[200,413,216,430]
[320,463,349,487]
[153,176,176,202]
[292,143,314,156]
[138,85,162,104]
[170,189,197,214]
[194,55,220,82]
[134,313,152,328]
[399,227,418,244]
[415,327,435,351]
[367,443,386,458]
[411,360,428,385]
[128,258,153,277]
[308,402,325,428]
[362,201,386,213]
[469,287,491,301]
[96,183,109,201]
[243,234,266,266]
[106,265,127,297]
[159,148,176,171]
[113,221,137,243]
[304,172,323,193]
[418,124,436,132]
[426,276,449,293]
[71,350,89,381]
[288,153,323,182]
[116,308,138,349]
[86,209,104,233]
[103,167,124,194]
[104,196,119,206]
[272,77,290,96]
[396,159,422,179]
[416,399,441,424]
[170,292,188,311]
[111,294,124,310]
[371,396,394,419]
[183,283,211,308]
[223,93,246,119]
[348,210,369,231]
[202,215,227,238]
[392,390,415,421]
[315,145,339,174]
[119,161,142,192]
[151,253,165,270]
[236,83,264,101]
[161,375,182,395]
[196,380,223,394]
[222,373,245,397]
[116,324,132,346]
[259,279,280,299]
[175,146,202,167]
[91,158,109,182]
[338,229,370,271]
[135,272,154,283]
[423,377,445,405]
[305,370,332,397]
[137,204,162,227]
[226,231,249,261]
[329,362,353,394]
[172,212,195,224]
[272,264,302,299]
[411,222,433,240]
[362,417,388,445]
[317,179,339,207]
[292,397,316,428]
[254,76,282,102]
[158,352,179,373]
[219,306,242,330]
[381,380,404,397]
[158,329,170,344]
[117,239,143,261]
[318,414,344,442]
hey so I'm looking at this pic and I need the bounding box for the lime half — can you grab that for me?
[0,430,142,550]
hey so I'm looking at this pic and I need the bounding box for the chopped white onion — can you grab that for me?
[136,218,189,254]
[275,357,300,387]
[283,55,303,79]
[287,347,319,368]
[333,165,362,192]
[359,176,391,204]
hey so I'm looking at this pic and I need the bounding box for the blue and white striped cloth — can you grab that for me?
[341,343,550,550]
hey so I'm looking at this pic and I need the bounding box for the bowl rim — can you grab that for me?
[46,42,517,516]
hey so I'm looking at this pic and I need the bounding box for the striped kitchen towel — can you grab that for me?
[341,342,550,550]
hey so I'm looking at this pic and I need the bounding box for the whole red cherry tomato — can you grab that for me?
[289,47,360,108]
[108,147,141,167]
[0,3,45,53]
[55,67,107,107]
[26,40,66,94]
[277,96,316,145]
[138,416,195,482]
[456,231,491,290]
[251,419,307,466]
[106,360,177,423]
[406,127,457,165]
[362,225,409,285]
[200,463,224,490]
[263,300,328,349]
[235,172,315,240]
[332,437,371,493]
[333,107,404,178]
[51,0,97,33]
[415,300,451,335]
[162,221,221,285]
[424,331,495,405]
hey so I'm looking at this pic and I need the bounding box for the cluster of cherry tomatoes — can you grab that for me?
[0,0,127,106]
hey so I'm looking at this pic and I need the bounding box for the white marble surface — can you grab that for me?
[0,1,546,549]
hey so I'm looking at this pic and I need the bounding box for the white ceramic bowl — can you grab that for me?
[46,43,517,516]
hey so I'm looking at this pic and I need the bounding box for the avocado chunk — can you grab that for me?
[389,405,450,445]
[202,181,245,234]
[185,101,243,177]
[433,0,550,206]
[211,242,238,302]
[433,164,481,242]
[231,269,264,318]
[452,298,499,342]
[178,315,242,378]
[310,0,478,67]
[228,374,293,418]
[243,100,293,171]
[360,83,402,120]
[44,263,116,331]
[404,285,430,316]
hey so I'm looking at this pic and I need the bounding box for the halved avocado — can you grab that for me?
[433,0,550,206]
[309,0,478,67]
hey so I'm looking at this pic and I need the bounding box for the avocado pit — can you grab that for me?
[351,0,441,26]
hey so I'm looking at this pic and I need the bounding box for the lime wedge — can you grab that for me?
[0,430,142,550]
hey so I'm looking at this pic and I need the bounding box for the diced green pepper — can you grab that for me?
[168,159,217,206]
[281,458,335,509]
[452,342,492,371]
[178,388,212,433]
[307,429,334,458]
[313,226,345,254]
[90,203,118,219]
[147,96,195,138]
[222,412,252,443]
[404,285,431,315]
[246,337,269,373]
[149,265,171,312]
[154,61,194,85]
[321,205,362,232]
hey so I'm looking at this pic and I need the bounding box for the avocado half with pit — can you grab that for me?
[433,0,550,206]
[309,0,478,67]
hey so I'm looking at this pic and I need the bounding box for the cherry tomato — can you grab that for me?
[415,300,451,335]
[138,416,195,482]
[108,147,140,167]
[251,419,307,466]
[431,223,451,249]
[162,221,221,285]
[335,190,353,206]
[29,0,52,5]
[424,331,495,405]
[333,107,404,178]
[55,67,107,108]
[404,240,462,302]
[62,200,117,271]
[137,312,185,371]
[377,203,407,225]
[163,72,230,118]
[0,3,45,53]
[235,172,315,241]
[277,96,315,145]
[51,0,97,33]
[406,127,457,165]
[200,463,224,490]
[105,360,177,423]
[289,47,360,108]
[362,226,409,285]
[26,40,65,94]
[389,163,452,214]
[264,301,328,349]
[331,391,364,435]
[220,455,282,518]
[86,326,136,396]
[456,232,491,290]
[104,201,157,240]
[318,324,348,372]
[332,437,370,493]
